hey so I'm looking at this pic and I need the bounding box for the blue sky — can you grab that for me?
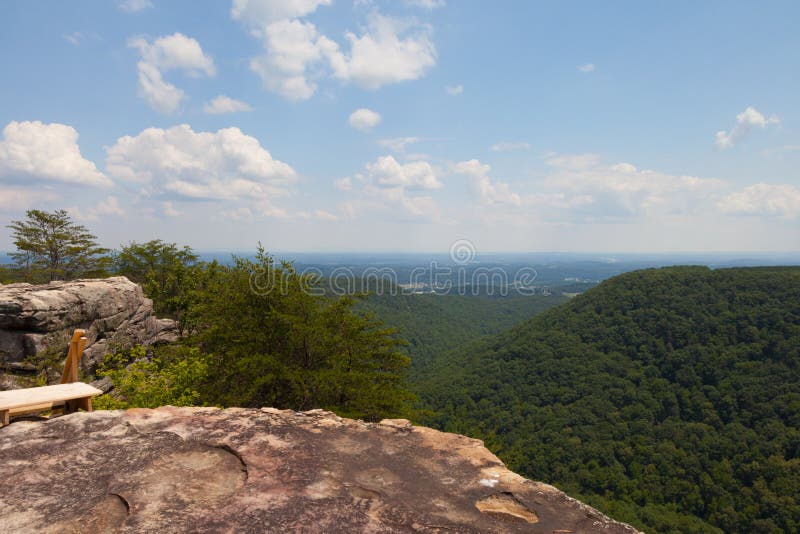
[0,0,798,253]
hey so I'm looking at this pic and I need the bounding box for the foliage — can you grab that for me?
[98,245,414,421]
[359,289,567,377]
[6,209,110,282]
[190,246,413,420]
[94,345,210,409]
[114,240,199,329]
[415,266,800,533]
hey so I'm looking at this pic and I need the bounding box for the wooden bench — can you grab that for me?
[0,329,101,427]
[0,382,103,426]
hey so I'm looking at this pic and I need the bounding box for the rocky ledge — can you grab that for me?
[0,277,176,373]
[0,407,638,533]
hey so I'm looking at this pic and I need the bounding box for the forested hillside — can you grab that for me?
[415,266,800,533]
[359,291,567,375]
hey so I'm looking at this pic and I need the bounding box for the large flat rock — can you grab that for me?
[0,406,639,533]
[0,277,176,371]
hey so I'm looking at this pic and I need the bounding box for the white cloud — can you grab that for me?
[718,183,800,219]
[334,177,353,191]
[545,153,602,170]
[378,136,419,153]
[105,124,296,204]
[405,0,445,8]
[577,63,595,73]
[231,0,332,27]
[715,106,780,149]
[238,8,436,99]
[0,187,54,211]
[348,108,382,131]
[490,141,530,152]
[366,155,442,189]
[119,0,153,13]
[133,62,185,114]
[544,153,726,216]
[63,32,84,46]
[297,209,338,221]
[342,155,443,220]
[68,196,126,222]
[453,159,521,206]
[129,33,216,113]
[161,201,182,218]
[203,95,253,114]
[328,13,437,90]
[220,206,253,221]
[0,121,110,187]
[248,18,338,100]
[129,33,215,76]
[445,84,463,95]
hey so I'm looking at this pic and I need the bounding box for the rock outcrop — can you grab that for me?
[0,407,639,533]
[0,277,177,372]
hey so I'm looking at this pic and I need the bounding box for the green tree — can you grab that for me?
[194,245,413,420]
[115,240,199,326]
[7,209,110,281]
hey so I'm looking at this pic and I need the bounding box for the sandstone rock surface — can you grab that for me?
[0,277,177,372]
[0,407,640,533]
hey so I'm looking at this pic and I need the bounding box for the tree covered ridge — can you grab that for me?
[416,266,800,533]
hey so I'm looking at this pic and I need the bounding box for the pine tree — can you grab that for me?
[7,209,110,281]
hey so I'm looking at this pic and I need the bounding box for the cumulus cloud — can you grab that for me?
[235,6,436,99]
[68,196,126,222]
[128,33,216,113]
[328,14,436,90]
[577,63,595,73]
[133,63,185,114]
[490,141,530,152]
[366,155,441,189]
[0,121,110,187]
[248,18,338,100]
[544,153,726,216]
[378,137,419,153]
[342,155,442,220]
[119,0,153,13]
[715,106,780,149]
[0,187,54,211]
[453,159,521,206]
[718,183,800,218]
[105,124,296,204]
[203,95,253,114]
[348,108,382,131]
[445,84,463,95]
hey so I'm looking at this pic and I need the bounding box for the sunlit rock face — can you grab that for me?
[0,407,640,533]
[0,277,176,372]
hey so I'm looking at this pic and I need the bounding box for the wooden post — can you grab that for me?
[0,409,9,427]
[60,329,87,384]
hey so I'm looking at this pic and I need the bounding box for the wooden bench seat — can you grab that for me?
[0,382,103,427]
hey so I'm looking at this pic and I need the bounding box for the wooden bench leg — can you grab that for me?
[64,397,93,414]
[79,396,92,412]
[0,409,9,427]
